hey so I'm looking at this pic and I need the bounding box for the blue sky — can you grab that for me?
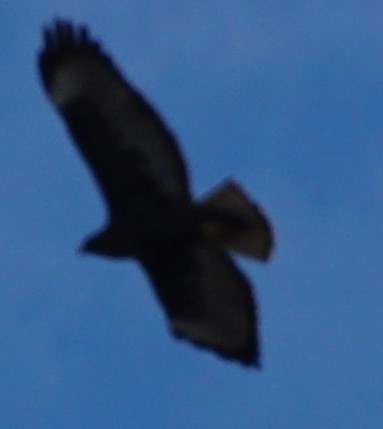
[1,1,382,427]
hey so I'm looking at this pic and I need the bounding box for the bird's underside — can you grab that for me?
[38,20,274,367]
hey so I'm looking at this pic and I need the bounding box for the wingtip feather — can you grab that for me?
[38,19,103,92]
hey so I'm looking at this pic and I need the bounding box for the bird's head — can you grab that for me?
[78,227,136,259]
[79,233,108,256]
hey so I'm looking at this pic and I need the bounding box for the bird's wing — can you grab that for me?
[140,242,259,366]
[38,20,191,217]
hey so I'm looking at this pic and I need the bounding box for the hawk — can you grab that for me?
[38,20,273,366]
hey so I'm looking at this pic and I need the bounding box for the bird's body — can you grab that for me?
[38,20,273,366]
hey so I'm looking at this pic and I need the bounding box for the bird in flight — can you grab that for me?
[38,20,273,367]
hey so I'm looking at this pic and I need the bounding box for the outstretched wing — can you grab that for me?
[141,242,259,366]
[38,20,191,217]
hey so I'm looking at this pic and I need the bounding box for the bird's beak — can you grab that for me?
[77,242,89,255]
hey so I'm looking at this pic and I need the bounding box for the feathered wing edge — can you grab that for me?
[140,242,259,367]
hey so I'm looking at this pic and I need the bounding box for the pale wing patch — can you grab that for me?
[49,56,124,108]
[171,318,250,355]
[170,244,256,363]
[50,56,187,198]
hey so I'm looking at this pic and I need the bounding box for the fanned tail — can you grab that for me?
[197,180,274,261]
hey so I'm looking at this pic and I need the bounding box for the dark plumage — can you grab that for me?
[38,20,274,366]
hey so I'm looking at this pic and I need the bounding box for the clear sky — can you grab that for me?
[1,1,382,428]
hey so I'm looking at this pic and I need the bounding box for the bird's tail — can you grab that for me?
[196,180,274,261]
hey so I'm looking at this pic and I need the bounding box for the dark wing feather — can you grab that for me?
[38,20,191,217]
[140,243,259,366]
